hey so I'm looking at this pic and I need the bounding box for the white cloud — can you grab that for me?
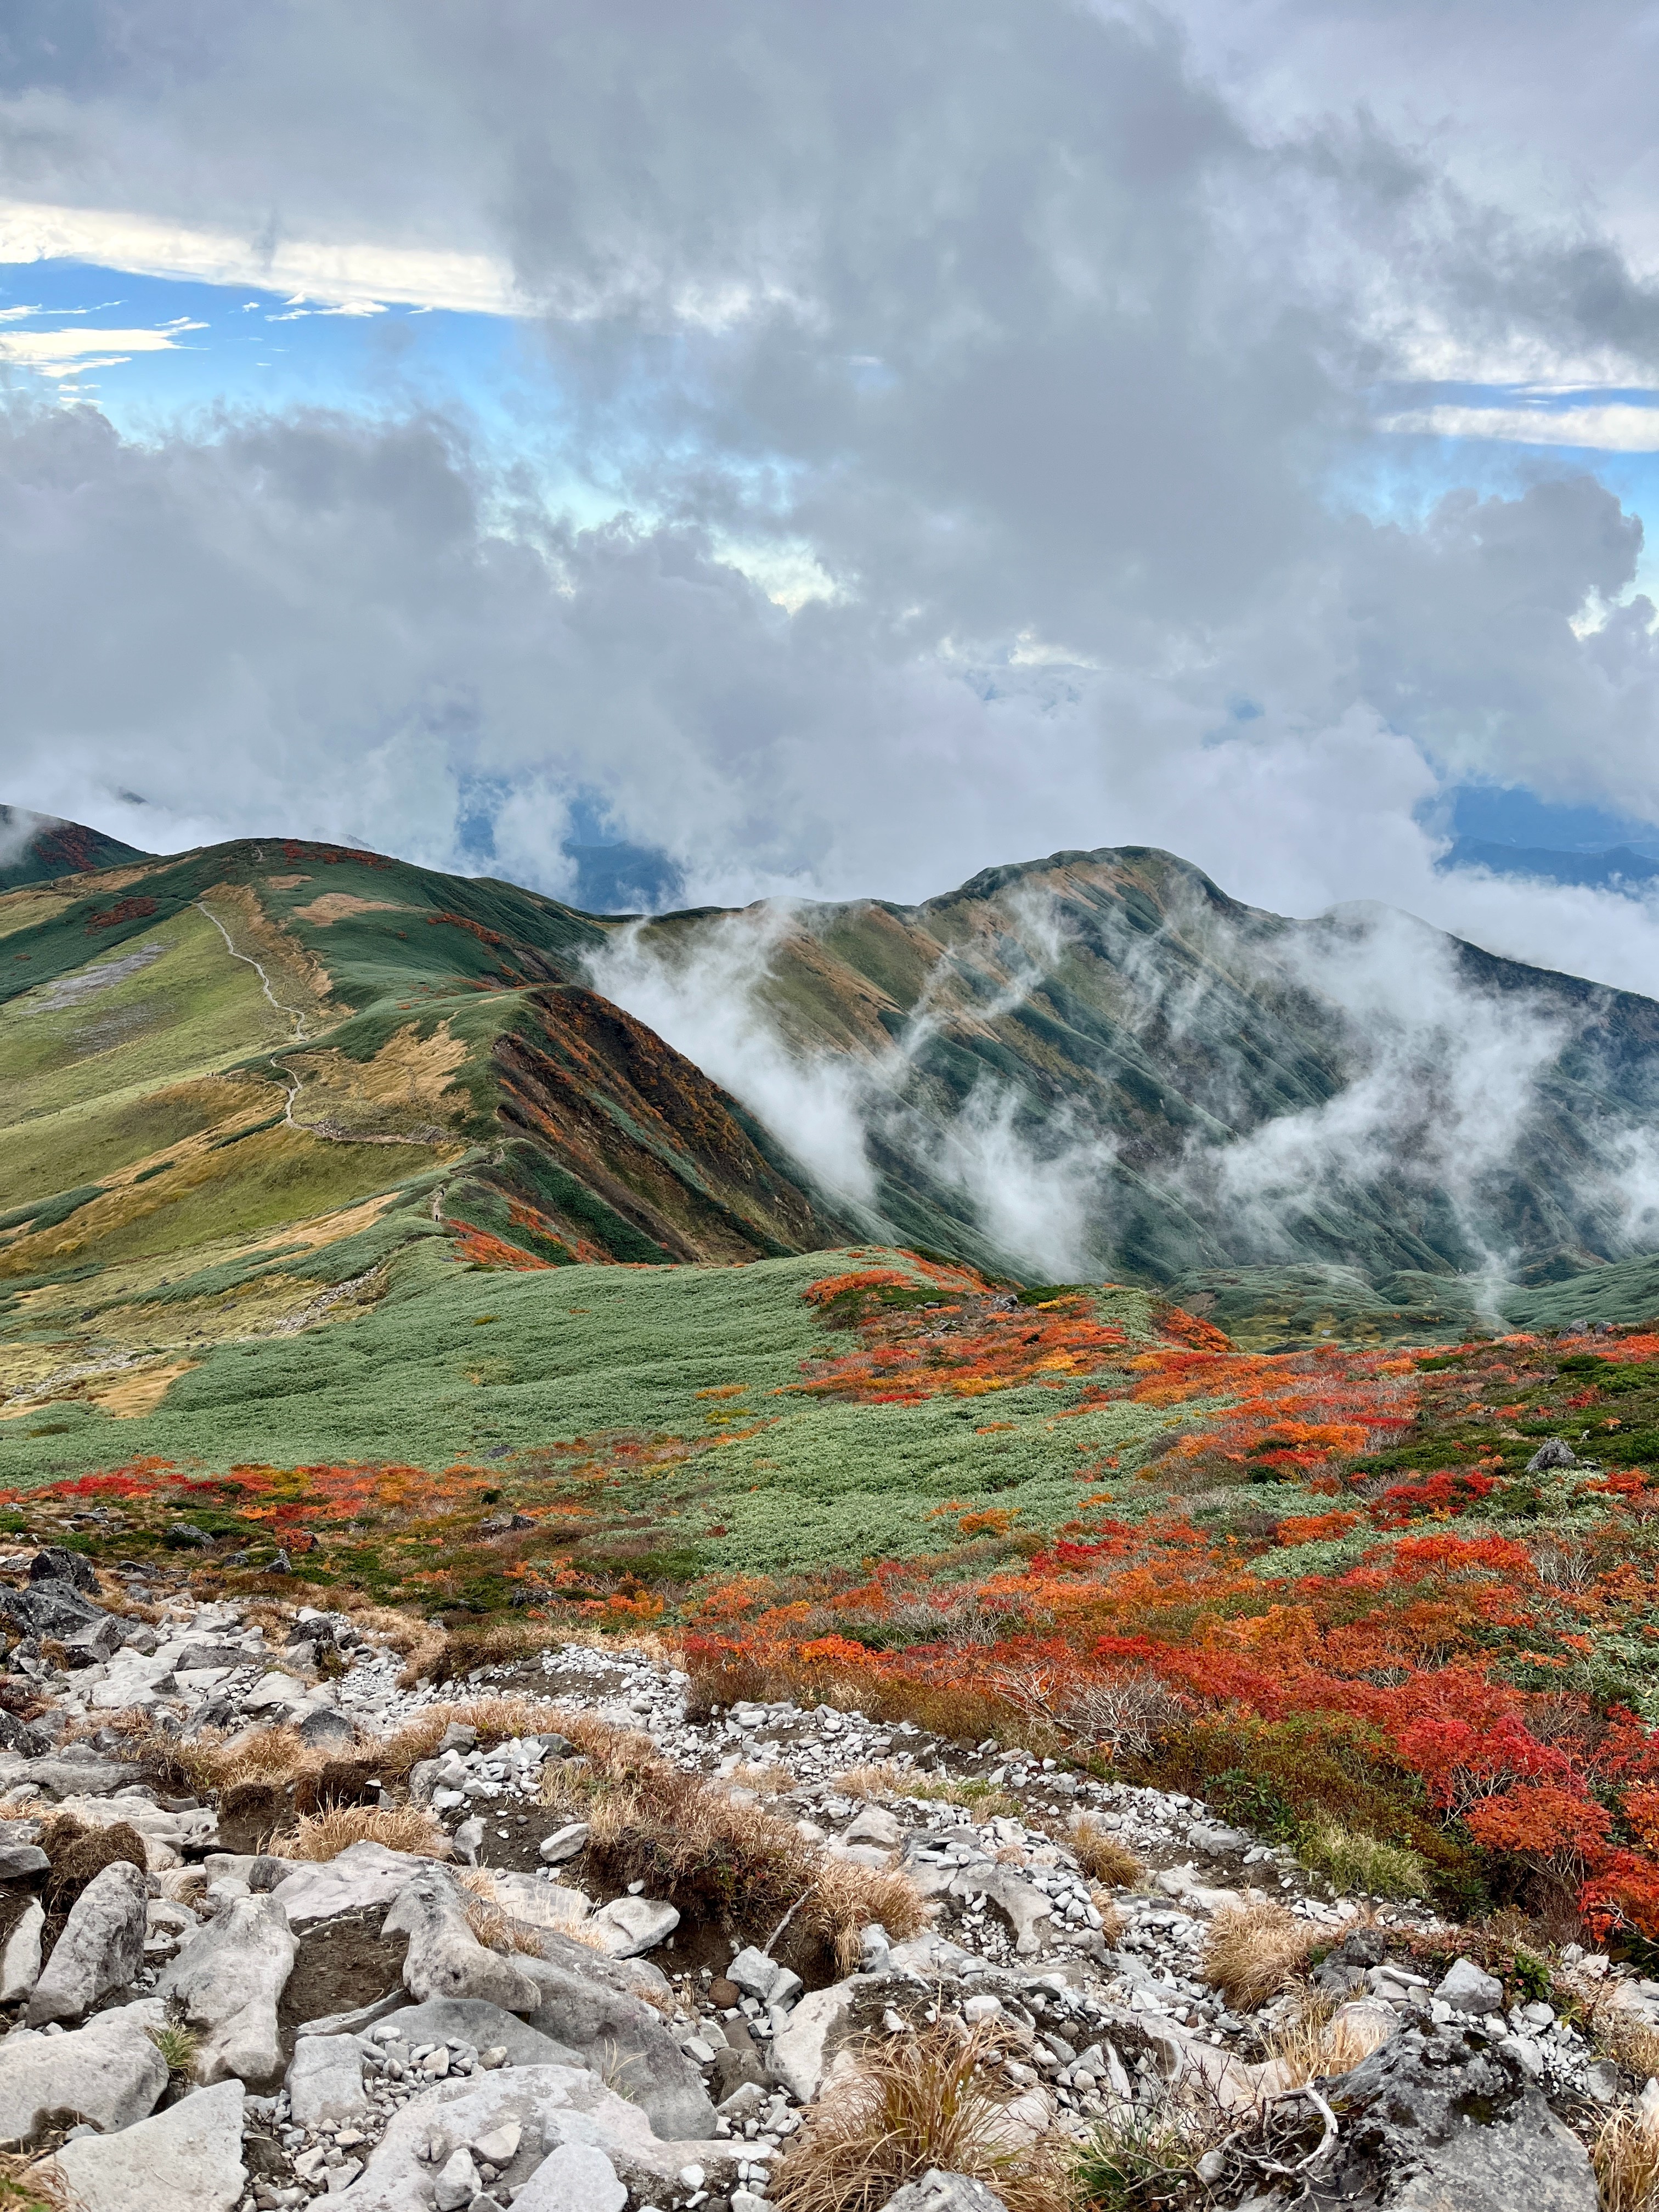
[0,323,206,375]
[1383,399,1659,450]
[0,200,522,318]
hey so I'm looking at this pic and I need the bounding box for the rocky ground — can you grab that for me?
[0,1550,1647,2209]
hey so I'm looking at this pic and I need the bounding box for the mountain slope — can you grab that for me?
[0,832,852,1430]
[0,804,149,892]
[616,845,1659,1297]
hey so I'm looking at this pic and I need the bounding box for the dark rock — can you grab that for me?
[710,2046,766,2101]
[171,1644,248,1674]
[1308,2024,1597,2210]
[0,1583,107,1643]
[1527,1437,1579,1472]
[0,1847,48,1881]
[297,1709,357,1752]
[1333,1927,1387,1968]
[534,1733,575,1759]
[708,1975,741,2008]
[27,1549,97,1593]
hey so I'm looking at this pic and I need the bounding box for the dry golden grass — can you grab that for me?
[769,2025,1070,2212]
[1255,1993,1392,2089]
[1070,1816,1144,1889]
[810,1859,930,1973]
[1594,2111,1659,2212]
[132,1720,322,1797]
[1200,1902,1320,2011]
[1089,1888,1126,1946]
[682,1644,1062,1758]
[271,1804,451,1860]
[727,1760,797,1793]
[372,1694,579,1778]
[0,2150,70,2211]
[1596,2000,1659,2085]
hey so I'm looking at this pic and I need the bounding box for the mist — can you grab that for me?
[585,862,1659,1290]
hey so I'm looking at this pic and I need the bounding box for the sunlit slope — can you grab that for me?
[0,833,850,1432]
[634,847,1659,1293]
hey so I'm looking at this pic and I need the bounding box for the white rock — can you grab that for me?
[382,1869,541,2010]
[28,1859,147,2024]
[538,1822,590,1865]
[242,1670,308,1711]
[158,1892,295,2085]
[840,1806,902,1849]
[0,1899,43,2002]
[472,2120,523,2165]
[287,2034,369,2128]
[768,1982,859,2103]
[512,2144,627,2211]
[49,2076,245,2212]
[589,1896,680,1957]
[268,1841,437,1928]
[0,2000,169,2142]
[434,2146,479,2209]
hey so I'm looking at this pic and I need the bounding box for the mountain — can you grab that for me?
[0,832,855,1436]
[1440,833,1659,894]
[9,824,1659,1442]
[621,845,1659,1307]
[0,804,149,892]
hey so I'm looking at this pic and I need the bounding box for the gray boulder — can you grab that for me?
[49,2076,245,2212]
[326,2064,736,2209]
[267,1839,435,1927]
[27,1857,146,2023]
[1314,2024,1597,2210]
[769,1979,861,2103]
[157,1891,295,2085]
[382,1868,541,2011]
[370,1997,583,2068]
[0,1999,169,2142]
[518,1956,717,2141]
[881,2175,1008,2212]
[514,2143,627,2211]
[1527,1438,1578,1472]
[287,2033,370,2128]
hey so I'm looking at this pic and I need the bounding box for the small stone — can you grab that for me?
[1585,2057,1620,2103]
[433,2145,479,2209]
[537,1822,590,1865]
[471,2121,522,2166]
[1434,1957,1505,2016]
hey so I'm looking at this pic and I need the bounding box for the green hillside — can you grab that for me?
[0,833,851,1438]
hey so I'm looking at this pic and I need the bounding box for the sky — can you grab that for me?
[8,2,1659,994]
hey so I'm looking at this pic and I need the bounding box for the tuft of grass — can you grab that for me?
[1070,1816,1144,1891]
[809,1859,930,1974]
[132,1719,321,1797]
[1256,1993,1394,2088]
[1200,1901,1319,2011]
[840,1762,1017,1820]
[272,1804,451,1860]
[1594,2110,1659,2212]
[1595,2000,1659,2086]
[146,2021,200,2080]
[1073,2106,1216,2212]
[1297,1818,1429,1901]
[0,2152,70,2212]
[769,2024,1070,2212]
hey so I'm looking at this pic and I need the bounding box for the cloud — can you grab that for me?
[0,200,521,317]
[3,2,1659,1008]
[0,320,205,374]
